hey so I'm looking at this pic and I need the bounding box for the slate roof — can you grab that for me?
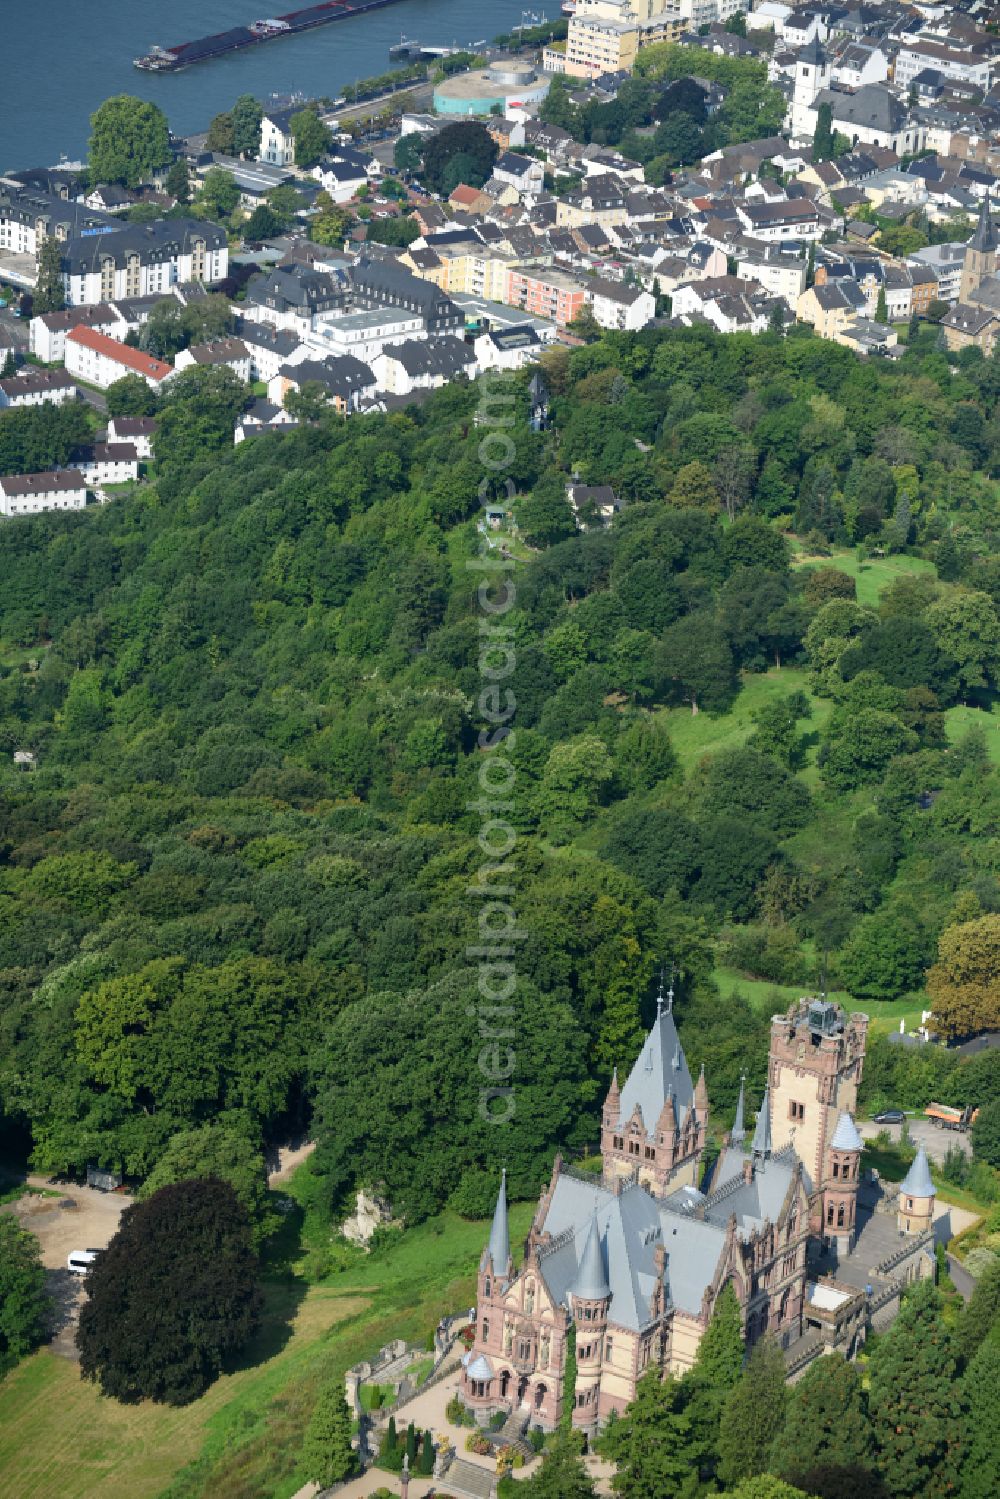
[573,1212,611,1300]
[618,1003,695,1133]
[830,1113,865,1151]
[60,218,226,276]
[899,1146,935,1198]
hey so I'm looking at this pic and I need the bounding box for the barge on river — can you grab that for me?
[134,0,409,72]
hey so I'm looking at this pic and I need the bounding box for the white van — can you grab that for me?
[67,1250,99,1275]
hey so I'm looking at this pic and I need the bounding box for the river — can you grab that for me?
[1,0,553,172]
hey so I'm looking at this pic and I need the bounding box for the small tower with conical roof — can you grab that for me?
[752,1084,772,1163]
[823,1112,864,1252]
[961,196,1000,303]
[897,1146,935,1237]
[569,1211,611,1431]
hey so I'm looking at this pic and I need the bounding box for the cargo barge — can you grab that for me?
[134,0,408,71]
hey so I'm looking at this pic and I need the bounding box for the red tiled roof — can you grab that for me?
[65,326,172,380]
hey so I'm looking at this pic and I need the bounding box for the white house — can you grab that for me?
[473,324,543,371]
[174,337,252,382]
[237,322,308,384]
[0,470,87,517]
[29,305,126,363]
[736,198,823,242]
[65,327,173,390]
[830,43,889,92]
[259,109,297,168]
[307,307,426,365]
[107,415,157,458]
[586,276,656,331]
[491,151,546,196]
[75,442,139,486]
[894,42,993,93]
[737,251,807,305]
[0,369,78,408]
[369,337,476,396]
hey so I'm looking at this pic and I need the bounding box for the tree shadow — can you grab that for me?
[222,1204,310,1376]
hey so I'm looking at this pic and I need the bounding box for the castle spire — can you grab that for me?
[731,1074,747,1146]
[752,1084,772,1161]
[573,1210,610,1301]
[485,1168,510,1277]
[694,1062,708,1114]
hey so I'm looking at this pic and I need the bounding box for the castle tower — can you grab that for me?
[731,1075,746,1148]
[570,1211,611,1432]
[601,979,707,1195]
[790,35,831,138]
[767,999,869,1236]
[960,196,1000,304]
[823,1112,864,1253]
[464,1171,514,1417]
[897,1146,935,1237]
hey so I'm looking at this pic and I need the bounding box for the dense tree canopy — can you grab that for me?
[78,1178,262,1404]
[88,95,171,188]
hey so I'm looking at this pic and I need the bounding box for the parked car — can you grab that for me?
[873,1109,906,1124]
[67,1249,99,1275]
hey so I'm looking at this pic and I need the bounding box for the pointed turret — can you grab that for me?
[483,1169,511,1279]
[573,1211,610,1302]
[694,1063,708,1114]
[752,1084,772,1161]
[731,1075,746,1147]
[604,1067,620,1122]
[899,1145,934,1199]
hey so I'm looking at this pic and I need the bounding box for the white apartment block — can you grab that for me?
[894,43,992,92]
[0,369,78,408]
[0,470,87,517]
[61,221,228,307]
[65,327,173,390]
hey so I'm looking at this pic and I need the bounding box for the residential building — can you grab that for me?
[587,276,656,330]
[312,156,369,205]
[0,469,87,517]
[65,327,173,390]
[268,354,377,414]
[259,108,297,168]
[369,337,477,395]
[0,368,78,408]
[492,152,546,196]
[350,259,464,335]
[473,324,543,371]
[796,279,867,340]
[736,197,823,241]
[308,307,425,365]
[0,185,113,257]
[908,241,966,302]
[895,42,993,94]
[942,300,1000,355]
[60,220,228,307]
[243,266,351,337]
[29,304,125,362]
[506,264,588,326]
[74,442,140,486]
[106,415,157,459]
[174,337,252,381]
[237,321,307,383]
[736,250,808,304]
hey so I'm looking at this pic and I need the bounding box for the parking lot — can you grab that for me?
[1,1179,131,1359]
[861,1114,972,1165]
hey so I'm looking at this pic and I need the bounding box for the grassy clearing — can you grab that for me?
[945,703,1000,764]
[861,1139,989,1217]
[655,667,831,777]
[789,544,936,608]
[0,1194,534,1499]
[712,964,926,1038]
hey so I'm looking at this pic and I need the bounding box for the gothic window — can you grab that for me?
[525,1282,535,1315]
[837,1204,845,1227]
[519,1340,531,1361]
[613,1135,624,1150]
[832,1160,839,1179]
[484,1278,491,1299]
[483,1319,490,1340]
[827,1204,835,1226]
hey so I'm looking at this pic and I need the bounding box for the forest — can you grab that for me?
[0,321,997,1232]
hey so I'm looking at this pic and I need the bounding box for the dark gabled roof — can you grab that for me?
[0,469,85,495]
[0,368,76,397]
[379,336,474,378]
[283,354,375,397]
[60,217,227,276]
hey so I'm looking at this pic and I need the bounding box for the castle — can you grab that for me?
[460,993,937,1434]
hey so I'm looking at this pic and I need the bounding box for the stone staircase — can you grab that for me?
[495,1405,535,1460]
[444,1457,495,1499]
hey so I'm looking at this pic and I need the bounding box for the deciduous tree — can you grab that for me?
[88,96,171,188]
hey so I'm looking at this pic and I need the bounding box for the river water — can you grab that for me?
[1,0,551,172]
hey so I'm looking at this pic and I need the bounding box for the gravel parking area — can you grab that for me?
[861,1116,972,1165]
[1,1180,131,1360]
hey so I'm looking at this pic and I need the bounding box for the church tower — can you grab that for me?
[790,35,831,138]
[960,196,1000,304]
[767,999,868,1236]
[601,978,708,1195]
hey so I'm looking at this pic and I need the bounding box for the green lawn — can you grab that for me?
[0,1189,535,1499]
[789,543,936,607]
[945,703,1000,764]
[654,667,832,777]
